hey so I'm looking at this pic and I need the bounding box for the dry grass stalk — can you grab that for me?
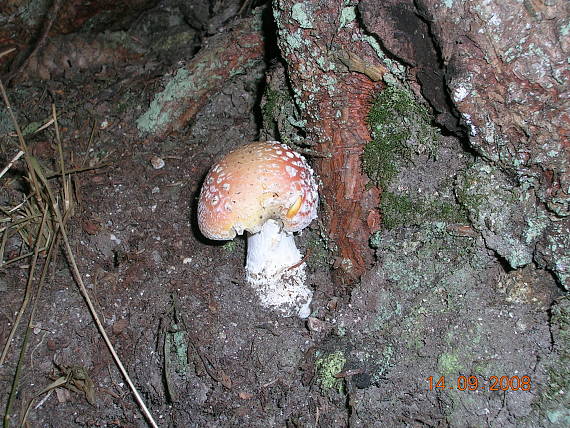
[0,80,158,428]
[2,208,48,428]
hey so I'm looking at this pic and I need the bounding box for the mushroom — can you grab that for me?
[198,141,318,318]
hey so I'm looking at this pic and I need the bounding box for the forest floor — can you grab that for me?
[0,2,567,427]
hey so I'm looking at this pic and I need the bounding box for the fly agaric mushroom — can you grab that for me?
[198,141,318,318]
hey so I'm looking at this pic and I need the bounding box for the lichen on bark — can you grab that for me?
[273,0,385,283]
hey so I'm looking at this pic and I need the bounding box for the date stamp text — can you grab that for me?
[426,375,531,392]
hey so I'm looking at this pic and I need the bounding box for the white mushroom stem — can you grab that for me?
[245,219,313,318]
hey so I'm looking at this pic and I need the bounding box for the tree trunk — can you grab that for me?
[273,0,384,284]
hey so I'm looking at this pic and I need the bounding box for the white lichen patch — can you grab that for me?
[339,6,356,29]
[453,85,470,103]
[462,113,478,137]
[291,2,314,29]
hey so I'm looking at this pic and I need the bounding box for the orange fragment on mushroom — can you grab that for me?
[286,195,303,218]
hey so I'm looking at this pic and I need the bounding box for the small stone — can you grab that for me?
[150,156,165,169]
[307,317,330,333]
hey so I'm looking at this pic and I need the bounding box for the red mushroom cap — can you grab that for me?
[198,141,318,240]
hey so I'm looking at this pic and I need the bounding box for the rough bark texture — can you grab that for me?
[359,0,462,133]
[273,0,383,284]
[359,0,569,287]
[136,14,265,136]
[366,0,569,206]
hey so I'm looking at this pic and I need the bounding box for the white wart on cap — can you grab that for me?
[198,141,318,239]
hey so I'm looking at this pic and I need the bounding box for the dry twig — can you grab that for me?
[0,80,158,428]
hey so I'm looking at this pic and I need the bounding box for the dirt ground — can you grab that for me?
[1,1,568,427]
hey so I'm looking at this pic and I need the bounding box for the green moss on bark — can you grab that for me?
[363,85,438,189]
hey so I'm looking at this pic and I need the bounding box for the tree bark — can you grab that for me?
[273,0,385,284]
[136,15,264,136]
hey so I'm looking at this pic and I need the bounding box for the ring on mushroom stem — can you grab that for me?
[197,141,319,318]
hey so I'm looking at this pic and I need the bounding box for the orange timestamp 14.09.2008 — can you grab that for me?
[426,375,531,391]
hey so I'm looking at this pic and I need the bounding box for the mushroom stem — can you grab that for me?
[245,219,313,318]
